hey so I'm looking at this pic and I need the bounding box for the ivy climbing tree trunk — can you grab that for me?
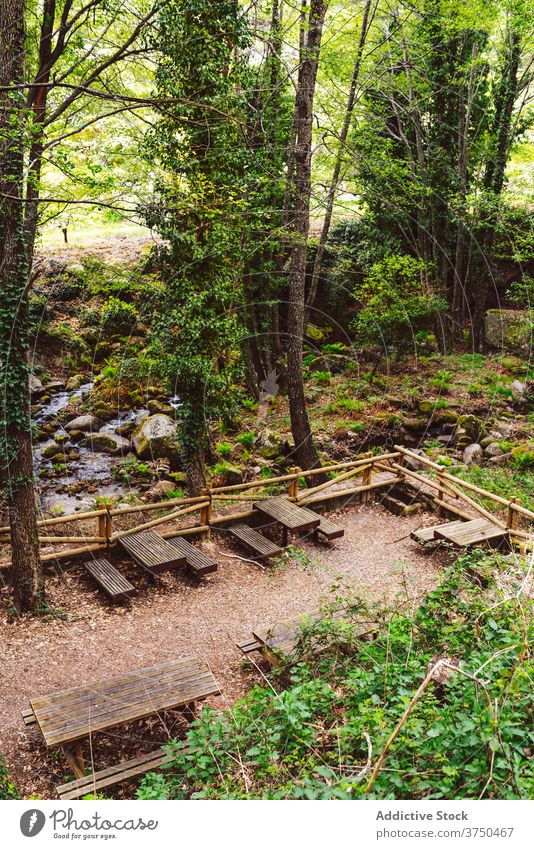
[286,0,328,473]
[0,0,44,611]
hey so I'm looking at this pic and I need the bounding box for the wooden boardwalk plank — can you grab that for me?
[411,520,467,545]
[228,523,283,559]
[84,559,136,601]
[236,638,262,655]
[119,530,187,573]
[57,747,172,800]
[166,536,217,576]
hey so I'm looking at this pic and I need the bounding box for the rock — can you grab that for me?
[66,414,103,433]
[147,399,175,415]
[401,417,427,434]
[131,414,180,461]
[91,401,116,421]
[403,448,426,471]
[145,386,163,400]
[510,380,525,401]
[68,429,84,441]
[84,432,131,455]
[66,374,86,391]
[418,399,434,415]
[215,464,243,485]
[115,420,137,437]
[45,379,66,392]
[254,428,291,460]
[31,404,43,415]
[68,450,80,461]
[29,374,44,396]
[484,309,531,355]
[458,415,487,442]
[432,409,457,425]
[41,440,62,459]
[488,452,512,466]
[485,442,503,458]
[511,442,534,468]
[463,443,483,467]
[146,480,176,501]
[494,421,514,437]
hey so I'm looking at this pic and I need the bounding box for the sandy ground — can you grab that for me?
[0,503,447,799]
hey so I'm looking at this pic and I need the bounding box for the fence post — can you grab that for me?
[288,467,300,500]
[436,471,445,517]
[361,452,372,503]
[104,506,113,544]
[506,497,519,532]
[200,489,212,540]
[98,512,106,542]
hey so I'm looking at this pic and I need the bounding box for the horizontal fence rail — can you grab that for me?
[0,446,532,570]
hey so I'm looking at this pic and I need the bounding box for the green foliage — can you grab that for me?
[353,255,447,353]
[0,756,19,800]
[215,441,233,458]
[236,432,254,448]
[112,456,152,484]
[138,552,532,800]
[101,297,137,334]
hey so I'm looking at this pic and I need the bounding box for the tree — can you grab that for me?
[145,0,249,493]
[0,0,156,610]
[286,0,329,473]
[0,0,43,610]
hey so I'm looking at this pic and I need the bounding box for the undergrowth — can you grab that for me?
[138,550,533,800]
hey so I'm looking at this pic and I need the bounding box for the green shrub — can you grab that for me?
[236,432,254,448]
[311,371,331,385]
[216,441,233,458]
[101,297,137,334]
[0,756,18,800]
[138,552,533,800]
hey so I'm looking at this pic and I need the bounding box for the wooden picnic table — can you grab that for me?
[253,496,320,545]
[27,655,221,780]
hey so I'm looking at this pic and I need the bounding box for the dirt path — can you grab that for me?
[0,504,446,799]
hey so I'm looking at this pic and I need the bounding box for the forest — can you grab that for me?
[0,0,533,804]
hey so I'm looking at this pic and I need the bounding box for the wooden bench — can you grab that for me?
[22,706,37,726]
[236,637,262,655]
[119,530,186,579]
[84,558,136,601]
[228,523,283,560]
[166,535,217,577]
[57,747,172,800]
[297,506,344,541]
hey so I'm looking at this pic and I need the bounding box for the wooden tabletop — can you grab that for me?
[253,496,320,533]
[30,656,221,747]
[433,517,508,549]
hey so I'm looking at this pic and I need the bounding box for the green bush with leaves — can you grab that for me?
[101,297,137,334]
[0,755,19,800]
[138,551,532,800]
[353,255,447,355]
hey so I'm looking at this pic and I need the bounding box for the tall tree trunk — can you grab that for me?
[0,0,44,611]
[472,29,520,349]
[306,0,373,318]
[286,0,328,473]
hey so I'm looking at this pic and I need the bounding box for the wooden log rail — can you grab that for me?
[389,445,534,543]
[3,444,530,568]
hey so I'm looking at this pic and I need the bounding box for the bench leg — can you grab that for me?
[282,527,288,547]
[63,743,85,779]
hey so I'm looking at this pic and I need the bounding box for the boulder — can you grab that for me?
[41,439,62,459]
[403,448,426,471]
[84,432,131,455]
[458,415,487,443]
[91,401,116,421]
[511,442,534,468]
[215,464,243,486]
[66,414,103,433]
[45,379,66,392]
[147,399,176,415]
[510,380,525,401]
[462,443,483,467]
[29,374,44,398]
[254,428,291,460]
[66,374,86,391]
[145,480,176,501]
[115,420,137,437]
[400,417,428,434]
[483,309,532,355]
[484,442,503,458]
[418,399,434,415]
[131,414,180,461]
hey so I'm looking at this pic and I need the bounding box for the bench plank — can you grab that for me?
[228,523,283,559]
[253,496,320,533]
[236,638,262,655]
[166,536,217,576]
[434,518,508,549]
[411,520,468,545]
[57,747,172,800]
[296,506,344,540]
[84,559,136,601]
